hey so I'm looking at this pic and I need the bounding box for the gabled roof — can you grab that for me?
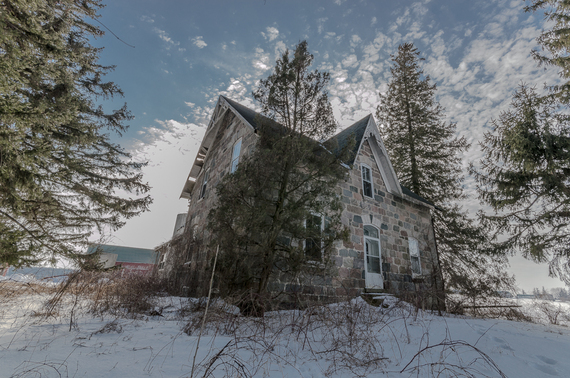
[87,244,158,264]
[180,96,435,209]
[326,114,370,165]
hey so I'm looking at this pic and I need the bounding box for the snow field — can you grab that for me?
[1,280,570,377]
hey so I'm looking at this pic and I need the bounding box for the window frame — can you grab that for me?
[361,163,374,198]
[230,138,242,173]
[363,224,382,275]
[409,237,421,276]
[304,214,328,262]
[158,253,167,270]
[199,168,209,199]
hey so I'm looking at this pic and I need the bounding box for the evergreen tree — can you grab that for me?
[0,0,151,267]
[207,42,350,310]
[376,43,513,295]
[472,85,570,284]
[525,0,570,104]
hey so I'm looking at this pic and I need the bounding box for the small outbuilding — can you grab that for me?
[88,244,158,274]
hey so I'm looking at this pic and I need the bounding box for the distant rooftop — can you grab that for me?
[87,244,158,265]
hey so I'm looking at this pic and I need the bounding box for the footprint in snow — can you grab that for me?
[537,355,557,365]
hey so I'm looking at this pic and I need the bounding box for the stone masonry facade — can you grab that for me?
[157,97,443,306]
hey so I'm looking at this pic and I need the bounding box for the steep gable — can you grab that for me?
[181,97,434,208]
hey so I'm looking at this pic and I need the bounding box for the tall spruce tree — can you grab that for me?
[525,0,570,104]
[376,43,513,295]
[0,0,151,267]
[207,42,351,309]
[472,85,570,284]
[469,1,570,285]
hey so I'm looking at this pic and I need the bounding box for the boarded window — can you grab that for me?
[361,165,373,198]
[409,237,421,275]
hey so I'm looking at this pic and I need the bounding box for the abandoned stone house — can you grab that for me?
[156,95,444,303]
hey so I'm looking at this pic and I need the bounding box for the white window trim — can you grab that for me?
[230,138,242,173]
[361,163,374,198]
[409,237,422,276]
[363,224,382,276]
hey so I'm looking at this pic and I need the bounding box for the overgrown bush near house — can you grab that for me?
[43,270,168,320]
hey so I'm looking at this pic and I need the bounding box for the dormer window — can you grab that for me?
[230,138,242,173]
[361,164,373,198]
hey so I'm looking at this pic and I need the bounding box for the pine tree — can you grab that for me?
[207,42,351,312]
[376,43,513,296]
[472,85,570,284]
[0,0,151,267]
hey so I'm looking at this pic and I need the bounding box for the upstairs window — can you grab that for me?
[230,138,242,173]
[409,237,421,275]
[199,169,209,199]
[305,214,323,261]
[361,164,373,198]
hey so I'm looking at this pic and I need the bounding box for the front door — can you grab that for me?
[364,225,383,289]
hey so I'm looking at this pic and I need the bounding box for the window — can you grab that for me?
[230,138,242,173]
[305,214,323,261]
[158,253,167,270]
[409,237,421,275]
[364,225,381,274]
[199,169,209,199]
[361,164,373,198]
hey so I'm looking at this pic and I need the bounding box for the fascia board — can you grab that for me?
[179,97,229,199]
[179,96,259,200]
[219,96,257,132]
[362,116,403,197]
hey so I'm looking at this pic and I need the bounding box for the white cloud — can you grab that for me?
[341,54,358,68]
[140,15,154,23]
[274,41,287,59]
[111,120,206,249]
[153,28,180,49]
[252,48,271,72]
[191,36,207,49]
[371,17,377,26]
[317,18,328,34]
[350,35,362,47]
[262,27,279,41]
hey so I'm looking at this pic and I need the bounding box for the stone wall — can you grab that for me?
[335,139,439,293]
[186,111,257,237]
[160,111,443,306]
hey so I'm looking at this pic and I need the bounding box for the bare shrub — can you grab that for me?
[42,270,168,321]
[401,338,507,378]
[535,300,568,325]
[182,295,507,378]
[92,320,123,335]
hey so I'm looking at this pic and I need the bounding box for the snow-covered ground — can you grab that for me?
[1,279,569,378]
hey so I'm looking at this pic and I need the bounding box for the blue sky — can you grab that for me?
[91,0,565,291]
